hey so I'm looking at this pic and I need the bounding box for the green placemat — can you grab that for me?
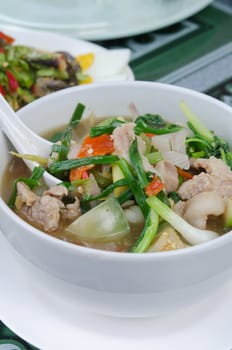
[0,322,37,350]
[98,2,232,83]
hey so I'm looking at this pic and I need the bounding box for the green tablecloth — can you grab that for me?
[1,1,232,349]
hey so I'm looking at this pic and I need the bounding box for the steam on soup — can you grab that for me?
[3,101,232,253]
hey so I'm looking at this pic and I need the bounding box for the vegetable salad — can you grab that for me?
[0,31,94,111]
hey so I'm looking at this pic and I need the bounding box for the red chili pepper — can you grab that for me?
[69,134,114,182]
[0,32,15,45]
[0,48,5,53]
[78,134,114,158]
[145,175,164,197]
[70,165,94,181]
[6,70,19,93]
[82,170,89,179]
[0,84,6,96]
[144,133,156,137]
[176,167,193,180]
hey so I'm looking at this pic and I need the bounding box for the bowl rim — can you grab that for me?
[2,80,232,261]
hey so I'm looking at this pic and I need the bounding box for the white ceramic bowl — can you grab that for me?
[1,81,232,318]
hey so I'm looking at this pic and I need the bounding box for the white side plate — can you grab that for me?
[0,0,213,40]
[0,232,231,350]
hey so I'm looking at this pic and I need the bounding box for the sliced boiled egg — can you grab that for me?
[76,52,95,71]
[76,49,131,83]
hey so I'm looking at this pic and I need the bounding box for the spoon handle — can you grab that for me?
[0,95,60,187]
[0,94,51,157]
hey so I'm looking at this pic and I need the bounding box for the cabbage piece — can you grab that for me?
[151,129,191,169]
[65,197,130,242]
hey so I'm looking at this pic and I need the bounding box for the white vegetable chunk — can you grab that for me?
[65,197,130,242]
[124,205,144,225]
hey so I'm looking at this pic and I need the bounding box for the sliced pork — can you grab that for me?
[175,191,225,229]
[61,200,81,221]
[154,160,179,193]
[44,185,68,199]
[112,122,155,172]
[15,182,80,232]
[112,122,135,163]
[178,156,232,200]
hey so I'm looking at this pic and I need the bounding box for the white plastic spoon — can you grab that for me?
[0,94,60,187]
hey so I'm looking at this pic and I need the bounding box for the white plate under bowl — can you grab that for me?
[0,232,232,350]
[0,25,134,81]
[0,0,213,40]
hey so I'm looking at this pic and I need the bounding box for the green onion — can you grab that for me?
[180,101,214,143]
[129,139,148,188]
[157,190,171,208]
[168,191,181,203]
[83,178,128,202]
[59,178,90,191]
[181,101,232,168]
[80,197,91,213]
[49,103,85,143]
[49,155,119,173]
[49,130,65,143]
[185,136,211,149]
[134,118,182,136]
[191,151,205,158]
[69,102,85,127]
[90,124,116,137]
[135,113,166,128]
[130,208,159,253]
[117,188,133,205]
[89,124,115,137]
[58,126,72,161]
[146,151,163,165]
[97,116,119,126]
[29,166,45,180]
[89,119,125,137]
[117,159,149,217]
[146,195,218,245]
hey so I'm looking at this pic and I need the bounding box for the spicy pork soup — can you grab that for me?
[2,102,232,253]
